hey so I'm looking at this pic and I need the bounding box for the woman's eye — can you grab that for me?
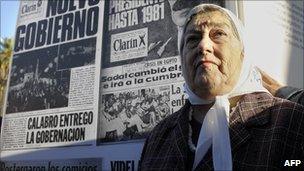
[212,30,227,39]
[185,36,200,48]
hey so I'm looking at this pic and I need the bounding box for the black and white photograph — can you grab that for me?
[98,86,170,143]
[58,37,96,70]
[6,46,70,114]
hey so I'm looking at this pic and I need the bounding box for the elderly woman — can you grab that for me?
[140,4,304,171]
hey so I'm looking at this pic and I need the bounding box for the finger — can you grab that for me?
[256,67,278,84]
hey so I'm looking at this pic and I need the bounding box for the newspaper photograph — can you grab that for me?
[1,0,102,150]
[6,45,69,114]
[98,85,171,143]
[98,56,185,144]
[6,37,96,114]
[58,37,96,70]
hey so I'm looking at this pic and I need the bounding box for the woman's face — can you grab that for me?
[181,11,243,99]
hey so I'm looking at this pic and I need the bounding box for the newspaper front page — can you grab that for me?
[97,0,224,144]
[1,0,102,150]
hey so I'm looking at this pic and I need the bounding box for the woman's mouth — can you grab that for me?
[196,60,218,69]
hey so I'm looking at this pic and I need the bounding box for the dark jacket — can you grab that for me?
[276,86,304,106]
[140,92,304,170]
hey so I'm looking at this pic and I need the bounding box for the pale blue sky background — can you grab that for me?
[1,0,19,39]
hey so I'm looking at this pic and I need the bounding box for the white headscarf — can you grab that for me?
[179,4,269,170]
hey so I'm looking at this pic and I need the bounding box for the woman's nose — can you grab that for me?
[198,33,213,54]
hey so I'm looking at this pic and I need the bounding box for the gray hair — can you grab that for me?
[179,4,244,56]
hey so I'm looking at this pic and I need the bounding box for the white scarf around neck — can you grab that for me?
[181,4,270,171]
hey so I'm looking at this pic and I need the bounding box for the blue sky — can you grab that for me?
[1,0,19,39]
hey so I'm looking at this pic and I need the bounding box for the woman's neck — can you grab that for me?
[191,95,242,123]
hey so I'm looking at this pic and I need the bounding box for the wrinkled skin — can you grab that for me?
[181,11,244,100]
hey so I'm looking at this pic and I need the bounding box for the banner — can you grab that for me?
[1,0,227,170]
